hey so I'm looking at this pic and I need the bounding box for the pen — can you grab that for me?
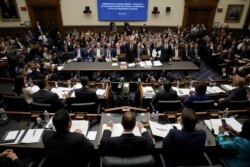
[33,130,36,136]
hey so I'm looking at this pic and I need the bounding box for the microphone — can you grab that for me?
[209,118,215,134]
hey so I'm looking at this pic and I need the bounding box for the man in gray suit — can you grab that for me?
[92,42,104,62]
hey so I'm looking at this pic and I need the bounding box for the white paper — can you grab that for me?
[204,118,242,135]
[4,130,19,140]
[149,121,182,138]
[220,84,235,92]
[206,86,226,94]
[70,120,89,136]
[102,123,141,137]
[96,89,106,96]
[128,63,136,67]
[0,130,25,145]
[172,87,192,97]
[51,87,72,99]
[112,63,118,66]
[153,61,162,66]
[21,129,44,143]
[87,131,97,140]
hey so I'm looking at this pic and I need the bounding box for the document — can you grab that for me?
[96,89,106,96]
[143,86,155,98]
[204,118,242,135]
[21,129,44,143]
[45,118,89,136]
[172,87,194,97]
[102,123,141,137]
[220,84,235,92]
[149,121,182,138]
[153,61,162,67]
[206,86,226,94]
[51,87,72,99]
[0,130,25,145]
[4,130,19,141]
[70,120,89,136]
[87,131,97,140]
[112,63,118,66]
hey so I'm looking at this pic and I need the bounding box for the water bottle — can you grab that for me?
[67,80,71,88]
[189,80,193,88]
[177,80,180,88]
[29,78,33,87]
[222,108,229,118]
[55,81,58,88]
[151,112,155,121]
[155,111,159,123]
[0,108,7,121]
[44,110,50,123]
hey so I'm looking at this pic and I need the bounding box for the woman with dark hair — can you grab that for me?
[217,119,250,167]
[13,72,39,103]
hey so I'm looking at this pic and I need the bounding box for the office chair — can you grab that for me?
[228,100,250,110]
[190,100,215,112]
[151,100,182,113]
[160,152,223,167]
[30,102,52,113]
[70,102,101,114]
[101,155,155,167]
[2,95,30,111]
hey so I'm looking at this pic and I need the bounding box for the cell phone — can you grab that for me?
[221,119,227,129]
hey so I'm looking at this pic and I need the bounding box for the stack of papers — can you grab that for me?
[102,123,141,137]
[139,61,146,67]
[172,87,192,96]
[220,84,235,92]
[153,61,162,66]
[145,61,152,68]
[143,86,155,98]
[45,118,89,136]
[206,86,226,94]
[204,118,242,135]
[0,130,25,145]
[51,87,72,99]
[149,121,182,138]
[96,89,106,96]
[21,129,44,143]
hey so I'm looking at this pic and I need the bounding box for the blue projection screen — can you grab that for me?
[98,0,148,21]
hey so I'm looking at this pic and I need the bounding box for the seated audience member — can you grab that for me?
[152,80,178,106]
[183,82,209,107]
[13,72,39,103]
[32,78,64,111]
[100,111,154,156]
[217,119,250,167]
[42,109,94,167]
[216,75,248,110]
[163,108,206,167]
[74,76,98,104]
[0,149,27,167]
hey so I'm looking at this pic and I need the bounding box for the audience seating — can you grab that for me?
[190,100,215,112]
[228,100,250,110]
[101,155,155,167]
[150,100,182,113]
[30,102,52,113]
[2,95,30,112]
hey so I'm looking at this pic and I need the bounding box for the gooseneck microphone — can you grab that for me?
[209,118,215,134]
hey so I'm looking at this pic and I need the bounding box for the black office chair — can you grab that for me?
[160,152,223,167]
[151,100,182,113]
[30,102,52,113]
[2,95,30,111]
[101,155,155,167]
[228,100,250,110]
[70,102,101,114]
[190,100,215,112]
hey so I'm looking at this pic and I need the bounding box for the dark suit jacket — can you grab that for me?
[101,129,153,156]
[74,87,98,104]
[125,43,137,62]
[218,86,248,110]
[163,128,206,167]
[0,156,27,167]
[32,89,63,111]
[42,130,94,167]
[152,89,178,106]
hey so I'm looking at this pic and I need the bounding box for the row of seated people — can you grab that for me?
[0,74,100,113]
[1,108,249,167]
[150,75,250,113]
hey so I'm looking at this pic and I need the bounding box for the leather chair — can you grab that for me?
[151,100,182,113]
[190,100,215,112]
[70,102,101,114]
[101,155,155,167]
[30,102,52,113]
[2,95,29,111]
[228,100,250,110]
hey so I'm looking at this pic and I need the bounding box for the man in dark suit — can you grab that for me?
[152,80,178,107]
[32,79,64,111]
[217,75,248,110]
[42,109,94,167]
[125,38,137,62]
[163,108,206,167]
[100,111,154,156]
[0,149,27,167]
[74,76,98,105]
[73,43,85,62]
